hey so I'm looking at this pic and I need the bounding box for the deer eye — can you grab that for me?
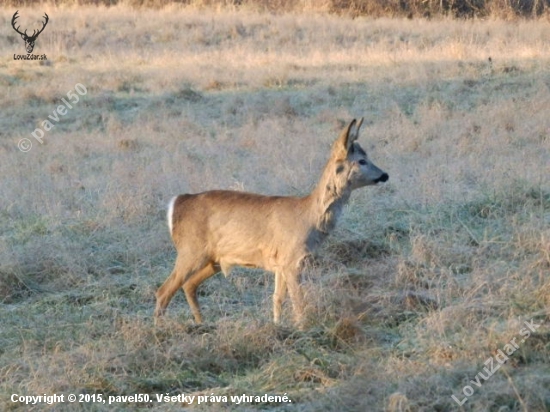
[358,159,367,166]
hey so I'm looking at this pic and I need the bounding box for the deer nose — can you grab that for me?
[375,173,389,183]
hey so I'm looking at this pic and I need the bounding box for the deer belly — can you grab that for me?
[217,250,265,277]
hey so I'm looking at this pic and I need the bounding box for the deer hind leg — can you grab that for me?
[182,262,218,324]
[155,254,200,319]
[273,271,287,324]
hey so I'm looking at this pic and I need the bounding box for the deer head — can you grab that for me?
[11,11,49,54]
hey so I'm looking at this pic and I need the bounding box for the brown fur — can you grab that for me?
[155,118,389,327]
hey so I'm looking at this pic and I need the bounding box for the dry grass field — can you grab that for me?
[1,5,549,411]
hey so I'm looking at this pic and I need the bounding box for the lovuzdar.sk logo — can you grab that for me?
[12,10,49,61]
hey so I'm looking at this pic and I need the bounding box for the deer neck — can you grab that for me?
[307,160,352,234]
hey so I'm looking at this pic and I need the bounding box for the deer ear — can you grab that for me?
[332,119,356,159]
[351,117,364,144]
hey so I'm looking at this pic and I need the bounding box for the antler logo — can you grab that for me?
[11,10,49,54]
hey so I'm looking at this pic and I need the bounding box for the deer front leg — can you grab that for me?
[284,269,305,328]
[273,271,287,324]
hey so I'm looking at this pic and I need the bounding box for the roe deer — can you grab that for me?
[155,118,388,326]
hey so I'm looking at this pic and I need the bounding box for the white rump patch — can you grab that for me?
[167,196,177,235]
